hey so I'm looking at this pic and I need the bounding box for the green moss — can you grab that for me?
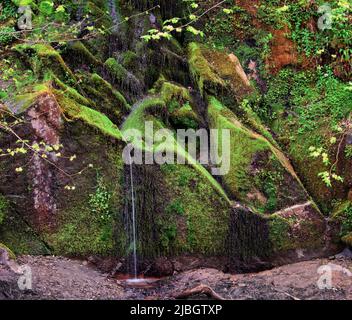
[266,69,352,212]
[170,103,199,130]
[332,201,352,239]
[121,50,139,70]
[160,164,230,254]
[165,199,185,216]
[67,41,102,67]
[9,83,52,113]
[160,81,191,106]
[104,57,128,82]
[0,243,16,260]
[0,210,50,255]
[46,205,116,256]
[208,96,308,213]
[187,42,224,95]
[53,75,93,107]
[38,118,125,256]
[122,97,166,133]
[88,73,130,114]
[238,98,279,147]
[0,26,15,46]
[209,97,267,202]
[122,96,231,204]
[268,215,292,251]
[58,95,123,141]
[13,43,76,82]
[0,194,8,225]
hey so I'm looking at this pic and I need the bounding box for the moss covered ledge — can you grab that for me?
[57,95,123,141]
[13,43,76,83]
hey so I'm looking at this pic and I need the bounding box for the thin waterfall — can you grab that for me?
[128,159,138,279]
[108,0,121,32]
[110,0,138,279]
[121,99,147,279]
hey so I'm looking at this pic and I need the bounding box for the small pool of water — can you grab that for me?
[115,274,164,288]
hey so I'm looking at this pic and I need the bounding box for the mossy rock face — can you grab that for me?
[157,81,200,129]
[0,209,49,255]
[160,164,230,255]
[40,118,125,256]
[227,201,326,271]
[262,69,352,213]
[170,103,199,130]
[208,97,309,214]
[123,163,231,260]
[159,81,191,106]
[0,86,125,257]
[121,51,139,71]
[105,58,128,83]
[58,94,123,141]
[332,201,352,243]
[188,42,225,96]
[121,96,230,203]
[13,44,76,84]
[104,57,144,100]
[188,42,252,101]
[0,194,8,225]
[269,202,325,252]
[64,41,103,69]
[6,83,53,114]
[74,72,130,125]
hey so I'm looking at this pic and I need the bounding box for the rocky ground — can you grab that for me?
[1,252,352,300]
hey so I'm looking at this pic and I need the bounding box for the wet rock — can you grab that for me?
[347,189,352,201]
[87,256,120,274]
[335,248,352,260]
[146,257,174,277]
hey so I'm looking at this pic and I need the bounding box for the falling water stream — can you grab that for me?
[108,0,138,281]
[108,0,121,32]
[120,97,165,287]
[120,97,154,284]
[128,156,138,279]
[109,1,163,287]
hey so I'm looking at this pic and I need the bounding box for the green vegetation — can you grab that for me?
[160,164,230,254]
[0,195,8,225]
[0,0,17,22]
[0,26,15,46]
[208,96,307,213]
[0,0,351,268]
[188,42,224,95]
[105,58,128,83]
[59,95,123,141]
[89,174,113,222]
[333,201,352,239]
[269,215,291,251]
